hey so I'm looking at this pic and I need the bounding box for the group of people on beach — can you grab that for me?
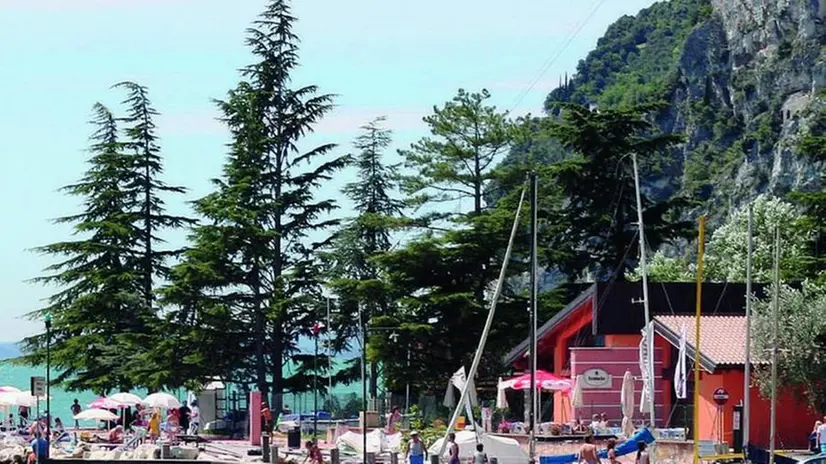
[577,433,649,464]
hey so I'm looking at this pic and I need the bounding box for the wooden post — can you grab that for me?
[271,446,279,464]
[390,453,399,464]
[330,448,340,464]
[491,458,499,464]
[430,455,440,464]
[367,452,377,464]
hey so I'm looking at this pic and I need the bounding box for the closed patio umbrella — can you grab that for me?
[620,371,636,437]
[496,378,509,409]
[571,375,584,409]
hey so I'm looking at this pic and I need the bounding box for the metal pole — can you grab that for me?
[528,171,538,464]
[438,184,528,457]
[45,315,51,459]
[692,216,706,464]
[743,205,753,454]
[769,227,780,464]
[360,303,367,464]
[328,298,333,402]
[314,329,319,440]
[632,153,656,428]
[405,347,410,415]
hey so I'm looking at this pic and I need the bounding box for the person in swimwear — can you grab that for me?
[577,433,599,464]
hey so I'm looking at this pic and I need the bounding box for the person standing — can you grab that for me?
[635,442,649,464]
[178,403,191,435]
[448,433,460,464]
[189,401,200,435]
[473,444,488,464]
[387,406,402,434]
[577,433,599,464]
[817,416,826,454]
[29,432,48,464]
[606,439,619,464]
[406,431,426,464]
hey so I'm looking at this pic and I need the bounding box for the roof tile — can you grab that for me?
[654,315,747,366]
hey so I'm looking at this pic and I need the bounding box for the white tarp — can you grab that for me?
[336,429,402,455]
[428,431,529,464]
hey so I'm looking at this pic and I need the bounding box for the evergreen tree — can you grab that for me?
[547,102,692,279]
[18,104,144,394]
[115,81,192,309]
[325,117,404,397]
[400,88,512,219]
[162,0,348,411]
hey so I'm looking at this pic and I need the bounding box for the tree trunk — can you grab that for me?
[369,361,379,401]
[253,259,268,399]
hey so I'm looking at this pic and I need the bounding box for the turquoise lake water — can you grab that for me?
[0,359,362,425]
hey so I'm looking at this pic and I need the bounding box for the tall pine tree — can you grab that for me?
[115,81,193,309]
[162,0,348,410]
[325,117,404,397]
[547,103,692,279]
[19,104,144,394]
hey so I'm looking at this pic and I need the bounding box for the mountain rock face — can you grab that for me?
[515,0,826,221]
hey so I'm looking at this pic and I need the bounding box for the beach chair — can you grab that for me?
[121,427,147,451]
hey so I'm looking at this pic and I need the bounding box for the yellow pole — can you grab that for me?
[693,216,706,464]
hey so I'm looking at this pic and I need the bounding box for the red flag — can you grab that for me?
[313,323,321,335]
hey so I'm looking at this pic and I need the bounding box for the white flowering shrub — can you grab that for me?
[628,195,810,283]
[705,194,810,282]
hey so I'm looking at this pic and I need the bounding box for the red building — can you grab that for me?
[504,282,819,449]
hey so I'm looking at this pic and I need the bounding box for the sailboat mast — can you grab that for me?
[632,153,656,427]
[438,185,528,457]
[743,205,753,450]
[692,216,706,464]
[769,227,780,464]
[529,171,538,463]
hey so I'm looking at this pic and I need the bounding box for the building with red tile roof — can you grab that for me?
[505,282,819,450]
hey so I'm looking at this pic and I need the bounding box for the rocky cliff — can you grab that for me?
[512,0,826,221]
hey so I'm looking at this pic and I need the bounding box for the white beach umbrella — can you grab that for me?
[0,390,48,407]
[108,392,143,405]
[0,386,21,393]
[571,375,584,409]
[496,377,509,409]
[620,371,636,437]
[143,392,181,409]
[74,409,119,421]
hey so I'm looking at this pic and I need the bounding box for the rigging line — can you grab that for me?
[507,0,607,113]
[711,280,728,316]
[641,230,677,315]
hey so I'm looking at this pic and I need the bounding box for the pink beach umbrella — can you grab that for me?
[88,397,125,410]
[0,387,20,393]
[501,370,573,392]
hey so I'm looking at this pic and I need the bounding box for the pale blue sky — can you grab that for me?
[0,0,656,341]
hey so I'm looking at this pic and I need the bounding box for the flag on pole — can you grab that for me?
[638,323,651,414]
[674,324,688,399]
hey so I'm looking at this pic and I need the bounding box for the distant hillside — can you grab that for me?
[0,343,20,360]
[506,0,826,220]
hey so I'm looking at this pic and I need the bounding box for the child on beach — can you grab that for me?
[304,441,322,464]
[473,443,488,464]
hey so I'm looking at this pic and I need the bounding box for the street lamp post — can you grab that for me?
[312,322,321,441]
[45,312,52,459]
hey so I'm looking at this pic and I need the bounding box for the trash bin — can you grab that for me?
[287,426,301,449]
